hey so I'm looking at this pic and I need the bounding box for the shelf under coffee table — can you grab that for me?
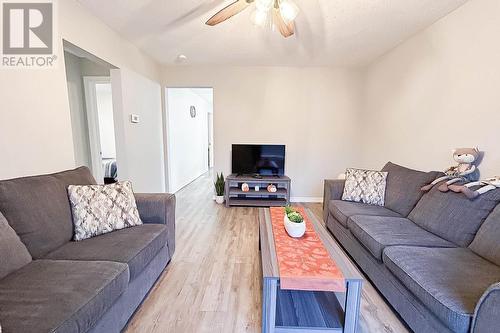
[259,208,364,333]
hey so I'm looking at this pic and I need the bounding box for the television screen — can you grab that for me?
[232,144,285,176]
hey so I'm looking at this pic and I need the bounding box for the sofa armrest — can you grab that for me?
[135,193,176,257]
[472,282,500,333]
[323,179,345,222]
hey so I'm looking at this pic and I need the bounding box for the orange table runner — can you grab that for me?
[270,207,346,292]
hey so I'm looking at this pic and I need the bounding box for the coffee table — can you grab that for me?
[259,208,363,333]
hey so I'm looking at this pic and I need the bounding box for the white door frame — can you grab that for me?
[83,76,111,182]
[207,112,214,168]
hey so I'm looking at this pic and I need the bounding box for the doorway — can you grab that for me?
[63,41,118,184]
[64,41,166,192]
[165,88,214,193]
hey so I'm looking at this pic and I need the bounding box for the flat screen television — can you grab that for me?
[232,144,286,176]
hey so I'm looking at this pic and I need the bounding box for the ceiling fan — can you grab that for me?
[206,0,300,38]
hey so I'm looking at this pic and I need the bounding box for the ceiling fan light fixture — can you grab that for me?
[251,8,269,27]
[205,0,296,38]
[279,0,299,22]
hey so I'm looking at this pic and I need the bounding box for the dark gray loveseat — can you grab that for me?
[0,167,175,333]
[323,162,500,333]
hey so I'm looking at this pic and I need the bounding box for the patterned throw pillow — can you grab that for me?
[342,168,388,206]
[68,181,142,241]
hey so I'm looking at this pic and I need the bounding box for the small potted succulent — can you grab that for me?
[283,205,306,238]
[214,173,225,204]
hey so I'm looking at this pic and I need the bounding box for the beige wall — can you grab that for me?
[64,51,92,169]
[4,0,497,199]
[0,0,161,180]
[163,66,363,199]
[361,0,500,176]
[111,69,166,193]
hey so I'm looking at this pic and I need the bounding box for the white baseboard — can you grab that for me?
[290,197,323,203]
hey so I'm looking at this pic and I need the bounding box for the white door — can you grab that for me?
[83,76,115,182]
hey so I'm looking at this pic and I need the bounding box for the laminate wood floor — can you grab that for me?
[125,172,410,333]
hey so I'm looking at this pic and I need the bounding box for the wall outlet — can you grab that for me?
[130,114,140,123]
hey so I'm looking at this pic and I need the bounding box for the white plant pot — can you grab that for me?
[215,196,225,204]
[284,214,306,238]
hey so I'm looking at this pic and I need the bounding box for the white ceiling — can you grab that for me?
[77,0,468,67]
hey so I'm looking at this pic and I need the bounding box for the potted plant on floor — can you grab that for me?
[283,205,306,238]
[214,173,225,204]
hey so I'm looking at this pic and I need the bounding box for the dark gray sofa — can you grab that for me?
[0,167,175,333]
[323,162,500,333]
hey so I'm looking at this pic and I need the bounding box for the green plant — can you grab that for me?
[284,205,304,223]
[287,211,304,223]
[284,205,295,215]
[214,173,225,196]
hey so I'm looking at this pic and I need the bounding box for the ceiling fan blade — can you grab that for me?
[273,9,294,38]
[206,0,250,26]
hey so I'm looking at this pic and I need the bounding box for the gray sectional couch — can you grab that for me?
[0,167,176,333]
[323,162,500,333]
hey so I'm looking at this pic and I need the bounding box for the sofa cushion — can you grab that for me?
[0,167,97,258]
[329,200,401,228]
[51,166,97,186]
[0,259,129,333]
[45,224,168,281]
[408,186,500,247]
[348,216,455,260]
[469,204,500,266]
[0,211,32,279]
[381,162,442,216]
[383,247,500,333]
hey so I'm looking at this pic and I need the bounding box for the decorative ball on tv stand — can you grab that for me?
[241,183,250,192]
[267,184,277,193]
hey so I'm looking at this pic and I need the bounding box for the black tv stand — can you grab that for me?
[224,174,291,208]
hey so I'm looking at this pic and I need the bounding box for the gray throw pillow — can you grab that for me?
[382,162,443,216]
[0,211,32,279]
[342,168,388,206]
[469,204,500,266]
[68,181,142,241]
[0,166,97,259]
[409,186,500,247]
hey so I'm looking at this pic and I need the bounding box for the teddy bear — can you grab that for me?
[421,147,480,192]
[448,176,500,200]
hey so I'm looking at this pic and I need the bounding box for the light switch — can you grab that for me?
[130,114,140,123]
